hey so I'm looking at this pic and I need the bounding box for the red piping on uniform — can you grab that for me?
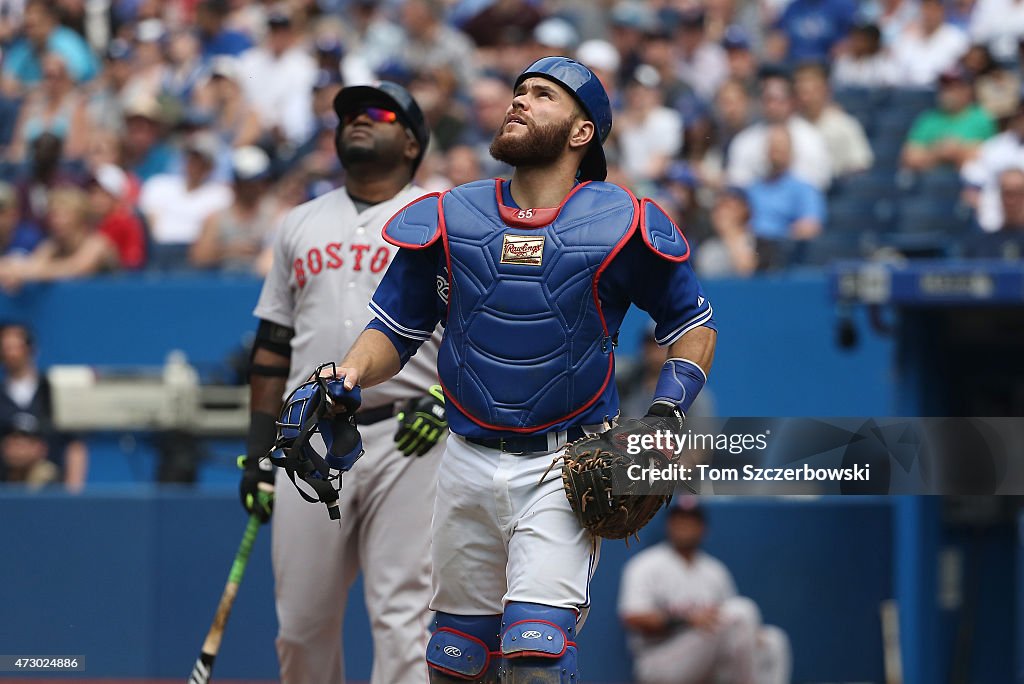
[381,192,443,249]
[638,197,691,262]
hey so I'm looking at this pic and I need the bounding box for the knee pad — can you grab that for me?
[497,602,579,683]
[427,612,501,682]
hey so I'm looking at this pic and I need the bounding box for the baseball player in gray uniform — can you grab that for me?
[239,82,446,684]
[619,501,791,684]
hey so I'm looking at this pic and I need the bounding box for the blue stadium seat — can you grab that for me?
[887,88,936,115]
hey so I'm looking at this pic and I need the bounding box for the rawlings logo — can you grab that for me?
[521,630,542,639]
[443,646,462,657]
[501,234,545,266]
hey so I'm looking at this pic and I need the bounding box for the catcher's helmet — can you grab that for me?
[514,56,612,182]
[276,367,363,475]
[332,80,430,173]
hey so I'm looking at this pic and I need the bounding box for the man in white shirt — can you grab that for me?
[674,8,728,103]
[618,65,684,183]
[727,73,832,190]
[892,0,969,87]
[238,10,316,145]
[139,132,233,249]
[962,105,1024,231]
[619,501,791,684]
[969,0,1024,62]
[794,61,873,178]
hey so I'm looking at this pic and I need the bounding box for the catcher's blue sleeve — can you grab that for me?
[365,242,446,364]
[598,233,716,345]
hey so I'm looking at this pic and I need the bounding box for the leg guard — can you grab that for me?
[497,602,579,683]
[427,612,502,683]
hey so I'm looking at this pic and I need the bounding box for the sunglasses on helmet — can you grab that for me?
[342,106,399,126]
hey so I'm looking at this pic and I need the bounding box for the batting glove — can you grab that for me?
[395,385,448,457]
[238,411,277,523]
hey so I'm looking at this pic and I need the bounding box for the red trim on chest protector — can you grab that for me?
[442,186,641,435]
[494,178,592,228]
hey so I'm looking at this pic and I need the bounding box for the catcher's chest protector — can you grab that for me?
[437,179,638,431]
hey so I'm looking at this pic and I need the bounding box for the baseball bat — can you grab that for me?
[187,484,271,684]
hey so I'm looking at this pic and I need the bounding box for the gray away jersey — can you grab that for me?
[254,185,441,406]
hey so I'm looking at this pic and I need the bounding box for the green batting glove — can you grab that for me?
[238,454,275,523]
[394,385,448,457]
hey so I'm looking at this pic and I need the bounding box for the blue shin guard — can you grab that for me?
[427,612,501,683]
[497,602,579,683]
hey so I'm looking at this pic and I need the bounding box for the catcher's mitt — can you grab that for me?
[551,414,693,540]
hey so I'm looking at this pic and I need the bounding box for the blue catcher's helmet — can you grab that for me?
[514,56,612,182]
[276,365,364,475]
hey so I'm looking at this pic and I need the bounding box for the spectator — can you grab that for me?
[892,0,969,88]
[659,161,714,247]
[190,146,276,272]
[163,28,206,103]
[0,187,118,291]
[861,0,919,47]
[0,412,59,489]
[617,65,684,184]
[461,0,543,50]
[831,23,898,89]
[746,126,825,241]
[767,0,857,64]
[121,19,170,106]
[712,78,755,166]
[0,183,43,257]
[397,0,478,92]
[641,25,696,109]
[674,8,729,103]
[122,95,175,181]
[961,43,1021,121]
[89,164,146,270]
[962,103,1024,231]
[1,0,98,94]
[607,1,652,90]
[969,0,1024,63]
[191,57,262,149]
[964,168,1024,257]
[340,0,404,85]
[139,132,233,261]
[7,53,89,163]
[721,25,759,95]
[239,10,317,147]
[619,501,791,684]
[15,133,83,231]
[0,323,87,491]
[576,39,622,105]
[196,0,253,59]
[699,189,759,276]
[444,144,483,188]
[727,73,833,190]
[901,67,996,172]
[82,39,136,133]
[793,61,874,178]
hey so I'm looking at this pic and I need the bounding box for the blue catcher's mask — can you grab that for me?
[270,362,364,520]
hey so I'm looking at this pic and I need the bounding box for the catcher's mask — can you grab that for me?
[269,362,363,519]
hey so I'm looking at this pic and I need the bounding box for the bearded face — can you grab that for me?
[488,112,577,169]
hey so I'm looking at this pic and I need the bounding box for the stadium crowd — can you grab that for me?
[0,0,1022,282]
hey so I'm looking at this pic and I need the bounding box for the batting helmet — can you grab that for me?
[514,56,612,182]
[332,81,430,173]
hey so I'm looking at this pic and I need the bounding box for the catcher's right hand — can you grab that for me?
[395,385,447,456]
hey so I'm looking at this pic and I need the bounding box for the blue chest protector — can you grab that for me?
[384,179,688,433]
